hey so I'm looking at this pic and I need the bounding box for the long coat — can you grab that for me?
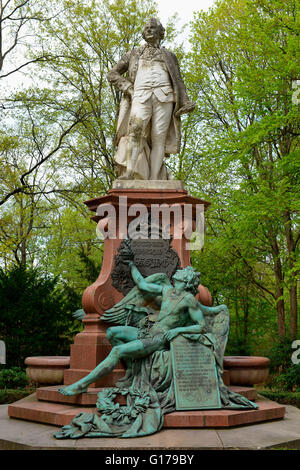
[107,45,191,178]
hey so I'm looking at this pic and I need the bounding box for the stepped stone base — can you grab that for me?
[112,179,185,190]
[163,399,285,428]
[63,368,126,387]
[35,383,256,407]
[8,386,285,429]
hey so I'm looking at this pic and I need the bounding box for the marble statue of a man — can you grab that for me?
[107,18,195,180]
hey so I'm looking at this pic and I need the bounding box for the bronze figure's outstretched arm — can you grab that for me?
[128,261,164,295]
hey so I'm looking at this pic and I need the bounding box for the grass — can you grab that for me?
[0,387,35,404]
[258,390,300,409]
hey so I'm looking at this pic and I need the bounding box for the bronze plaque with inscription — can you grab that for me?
[111,237,181,295]
[171,335,221,410]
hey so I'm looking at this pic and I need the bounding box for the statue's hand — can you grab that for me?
[122,259,134,267]
[163,328,182,342]
[175,101,196,117]
[124,85,134,100]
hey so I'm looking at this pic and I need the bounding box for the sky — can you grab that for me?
[3,0,217,91]
[156,0,215,27]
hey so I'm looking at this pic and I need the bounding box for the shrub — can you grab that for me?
[0,265,80,367]
[259,391,300,409]
[0,388,35,404]
[265,336,300,392]
[225,336,251,356]
[266,336,294,373]
[0,367,28,389]
[267,364,300,392]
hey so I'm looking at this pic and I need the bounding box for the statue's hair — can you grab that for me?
[142,18,165,41]
[174,266,201,296]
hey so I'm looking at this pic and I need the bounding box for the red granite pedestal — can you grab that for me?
[64,185,211,388]
[8,385,285,428]
[8,184,286,429]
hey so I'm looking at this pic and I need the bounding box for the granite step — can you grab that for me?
[8,393,284,429]
[35,384,257,407]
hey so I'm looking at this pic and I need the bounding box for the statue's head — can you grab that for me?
[142,18,165,44]
[172,266,201,295]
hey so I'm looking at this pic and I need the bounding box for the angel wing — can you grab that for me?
[199,303,230,365]
[101,272,171,327]
[209,305,230,363]
[72,309,86,321]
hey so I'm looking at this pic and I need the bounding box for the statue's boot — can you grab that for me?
[119,170,134,180]
[119,133,141,179]
[149,134,166,180]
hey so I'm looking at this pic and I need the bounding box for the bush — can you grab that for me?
[225,336,252,356]
[265,336,300,392]
[266,336,294,373]
[0,388,35,404]
[0,367,28,389]
[259,390,300,409]
[267,364,300,392]
[0,265,80,367]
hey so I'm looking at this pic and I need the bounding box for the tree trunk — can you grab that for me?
[276,288,286,337]
[283,211,298,338]
[0,0,3,71]
[242,290,249,340]
[20,240,27,266]
[269,230,286,337]
[289,280,298,338]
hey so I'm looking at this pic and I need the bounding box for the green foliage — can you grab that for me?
[187,0,300,343]
[267,336,295,373]
[259,390,300,409]
[0,389,35,405]
[269,365,300,392]
[0,0,299,367]
[224,337,251,356]
[1,0,171,290]
[28,0,164,195]
[77,250,101,284]
[264,336,300,391]
[39,204,103,295]
[0,367,28,389]
[0,265,80,367]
